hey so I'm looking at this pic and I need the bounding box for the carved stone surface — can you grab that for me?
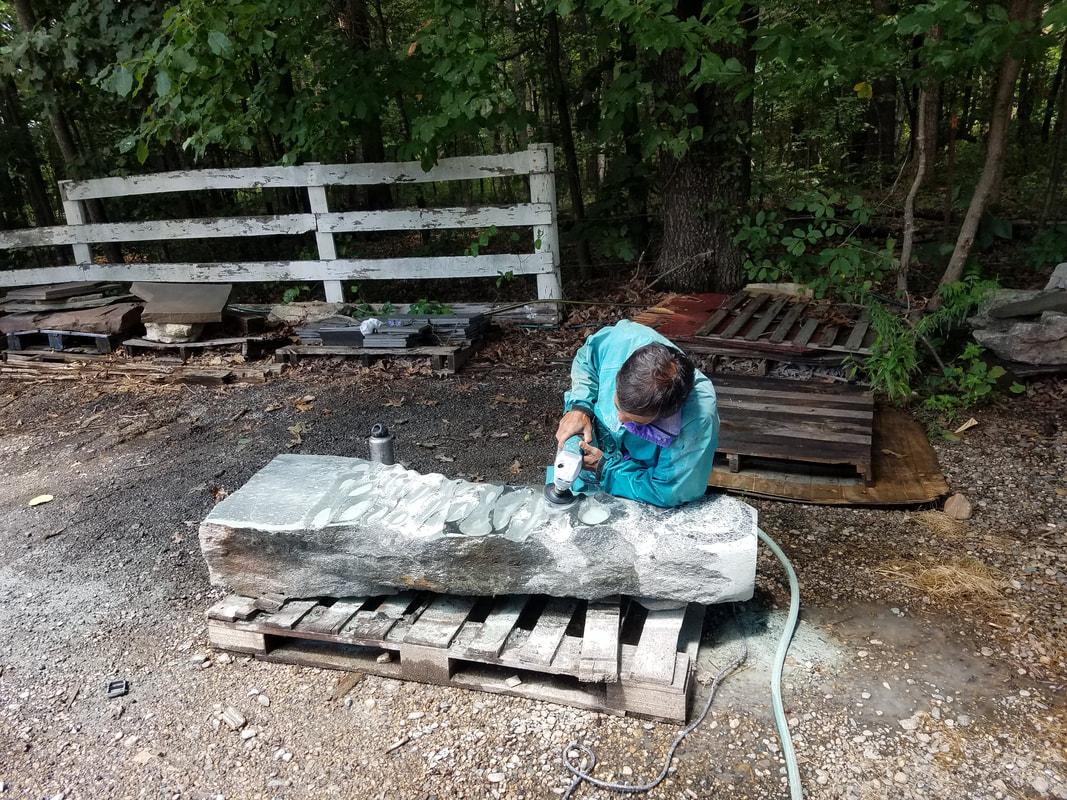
[199,454,758,605]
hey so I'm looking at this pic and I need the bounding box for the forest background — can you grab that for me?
[1,0,1066,409]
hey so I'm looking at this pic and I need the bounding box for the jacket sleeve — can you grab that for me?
[598,398,719,508]
[563,328,607,416]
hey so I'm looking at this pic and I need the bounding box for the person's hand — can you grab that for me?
[555,409,593,449]
[578,440,603,473]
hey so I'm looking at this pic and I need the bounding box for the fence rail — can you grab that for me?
[0,143,562,306]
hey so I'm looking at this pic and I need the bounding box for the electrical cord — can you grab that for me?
[560,644,747,798]
[558,526,803,800]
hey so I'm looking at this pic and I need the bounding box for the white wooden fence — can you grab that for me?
[0,143,562,305]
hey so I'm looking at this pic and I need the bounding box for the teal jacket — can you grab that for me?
[557,320,719,507]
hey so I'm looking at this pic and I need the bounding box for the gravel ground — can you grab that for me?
[0,325,1065,800]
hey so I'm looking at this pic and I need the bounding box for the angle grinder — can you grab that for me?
[544,434,584,506]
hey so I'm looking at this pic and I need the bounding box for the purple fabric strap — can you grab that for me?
[621,409,681,448]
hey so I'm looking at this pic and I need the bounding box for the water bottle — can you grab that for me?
[368,423,395,465]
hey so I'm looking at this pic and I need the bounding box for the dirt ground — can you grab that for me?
[0,324,1065,800]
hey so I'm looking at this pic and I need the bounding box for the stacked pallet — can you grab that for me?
[207,591,704,723]
[2,282,143,353]
[280,312,490,373]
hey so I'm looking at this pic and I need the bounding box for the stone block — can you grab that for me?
[968,290,1067,365]
[198,455,758,606]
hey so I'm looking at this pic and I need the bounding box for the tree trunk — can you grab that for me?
[1040,59,1067,228]
[0,77,57,229]
[851,2,897,172]
[13,0,124,263]
[943,114,957,240]
[1043,36,1067,143]
[654,3,753,293]
[546,12,591,275]
[342,0,391,209]
[899,86,934,295]
[936,0,1041,296]
[862,77,899,164]
[501,0,530,148]
[1016,58,1034,169]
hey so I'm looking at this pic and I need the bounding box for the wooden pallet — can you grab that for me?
[207,592,704,723]
[715,374,875,483]
[274,341,480,375]
[5,328,122,354]
[122,335,285,361]
[695,291,875,356]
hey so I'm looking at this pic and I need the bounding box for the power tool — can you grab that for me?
[544,434,584,506]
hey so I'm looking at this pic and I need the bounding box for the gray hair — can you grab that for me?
[616,343,695,418]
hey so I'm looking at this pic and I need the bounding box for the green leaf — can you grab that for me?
[207,30,232,57]
[171,47,196,73]
[136,138,149,164]
[114,66,133,97]
[155,70,171,97]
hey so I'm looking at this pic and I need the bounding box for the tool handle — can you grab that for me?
[560,434,583,455]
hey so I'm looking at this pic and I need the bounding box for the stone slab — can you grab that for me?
[199,455,758,606]
[969,290,1067,365]
[132,282,231,324]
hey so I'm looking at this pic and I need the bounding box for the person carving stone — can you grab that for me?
[549,320,719,507]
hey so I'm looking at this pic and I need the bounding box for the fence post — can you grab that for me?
[58,180,92,266]
[306,163,343,303]
[527,143,562,309]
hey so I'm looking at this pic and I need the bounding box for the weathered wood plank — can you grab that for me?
[0,252,557,288]
[716,384,873,408]
[297,598,367,635]
[817,324,840,348]
[744,295,789,342]
[694,292,747,337]
[318,204,553,233]
[463,595,530,659]
[549,635,583,675]
[791,317,821,347]
[579,600,620,683]
[310,150,540,187]
[844,310,871,351]
[0,215,316,249]
[608,645,690,722]
[721,419,873,446]
[403,596,476,649]
[61,151,543,201]
[627,606,687,686]
[720,293,770,340]
[767,301,809,343]
[206,595,258,622]
[399,642,453,683]
[518,598,577,667]
[260,600,318,630]
[717,431,870,463]
[304,175,341,302]
[341,592,420,641]
[717,397,874,420]
[58,184,91,265]
[528,143,562,304]
[63,167,309,199]
[207,621,267,654]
